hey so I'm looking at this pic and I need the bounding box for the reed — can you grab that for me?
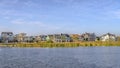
[0,41,120,47]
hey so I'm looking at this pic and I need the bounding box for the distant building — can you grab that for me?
[15,33,27,42]
[34,36,41,42]
[79,33,96,41]
[40,35,47,41]
[70,34,80,42]
[24,36,30,42]
[100,33,116,41]
[95,36,101,41]
[24,36,35,42]
[0,36,2,43]
[116,36,120,41]
[53,34,62,42]
[1,32,14,43]
[47,34,72,42]
[60,34,72,42]
[46,35,54,41]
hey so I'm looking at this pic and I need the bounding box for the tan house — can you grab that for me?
[70,34,80,42]
[15,33,27,42]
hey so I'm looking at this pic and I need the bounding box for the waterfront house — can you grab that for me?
[34,36,41,42]
[1,32,14,43]
[116,36,120,41]
[46,35,54,41]
[60,34,71,42]
[100,33,116,41]
[14,33,27,42]
[79,33,96,41]
[79,35,84,41]
[23,35,47,42]
[45,34,61,42]
[53,34,62,42]
[39,35,47,41]
[48,34,72,42]
[70,34,80,42]
[0,36,2,43]
[24,36,29,42]
[95,36,101,41]
[24,36,35,42]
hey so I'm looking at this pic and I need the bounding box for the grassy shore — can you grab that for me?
[0,41,120,48]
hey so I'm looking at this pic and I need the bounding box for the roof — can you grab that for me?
[1,32,13,35]
[102,33,115,37]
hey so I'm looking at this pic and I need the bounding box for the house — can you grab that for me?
[34,36,41,42]
[0,36,2,43]
[95,36,101,41]
[70,34,80,42]
[14,33,27,42]
[53,34,62,42]
[47,34,72,42]
[46,34,62,42]
[100,33,116,41]
[79,35,84,41]
[46,35,54,41]
[39,35,47,41]
[24,36,35,42]
[1,32,14,43]
[116,36,120,41]
[61,34,72,42]
[79,33,96,41]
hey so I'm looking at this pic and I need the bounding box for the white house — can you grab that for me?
[79,33,96,41]
[101,33,116,41]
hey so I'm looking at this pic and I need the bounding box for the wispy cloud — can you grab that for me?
[0,0,37,7]
[0,9,45,20]
[23,1,38,7]
[11,19,60,29]
[52,0,74,3]
[11,19,25,25]
[0,0,19,7]
[98,9,120,19]
[111,10,120,19]
[11,19,47,27]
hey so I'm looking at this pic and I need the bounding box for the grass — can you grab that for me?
[0,41,120,48]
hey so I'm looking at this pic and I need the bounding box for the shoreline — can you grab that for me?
[0,41,120,48]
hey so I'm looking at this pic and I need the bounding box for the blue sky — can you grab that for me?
[0,0,120,35]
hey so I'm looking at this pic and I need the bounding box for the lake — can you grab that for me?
[0,47,120,68]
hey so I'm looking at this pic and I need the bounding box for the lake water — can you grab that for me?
[0,47,120,68]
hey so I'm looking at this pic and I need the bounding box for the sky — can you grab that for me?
[0,0,120,35]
